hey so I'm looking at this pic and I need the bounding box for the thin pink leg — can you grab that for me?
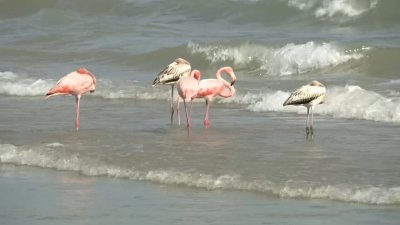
[183,99,190,136]
[204,99,210,128]
[75,95,81,131]
[170,85,174,124]
[189,100,194,136]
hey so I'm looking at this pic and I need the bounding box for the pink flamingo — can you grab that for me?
[196,67,236,128]
[152,58,191,124]
[177,70,201,136]
[46,68,96,130]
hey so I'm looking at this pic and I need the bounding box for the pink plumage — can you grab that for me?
[196,67,236,128]
[46,68,97,130]
[177,70,201,136]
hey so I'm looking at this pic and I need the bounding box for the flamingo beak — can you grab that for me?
[231,80,235,86]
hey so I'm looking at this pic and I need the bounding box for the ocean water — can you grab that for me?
[1,0,400,224]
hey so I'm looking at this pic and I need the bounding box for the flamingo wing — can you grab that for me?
[47,69,96,97]
[152,58,191,86]
[283,85,326,106]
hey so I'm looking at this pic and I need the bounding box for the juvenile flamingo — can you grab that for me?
[177,70,201,136]
[283,80,326,138]
[152,58,191,124]
[46,68,96,130]
[196,67,236,128]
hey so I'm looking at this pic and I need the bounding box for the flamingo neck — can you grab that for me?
[215,67,236,98]
[216,67,235,83]
[219,83,235,98]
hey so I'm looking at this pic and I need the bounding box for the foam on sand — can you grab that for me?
[1,143,399,205]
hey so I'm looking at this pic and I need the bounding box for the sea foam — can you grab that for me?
[1,143,399,205]
[287,0,378,19]
[2,71,399,123]
[0,72,54,96]
[0,72,169,100]
[188,41,363,76]
[221,85,400,123]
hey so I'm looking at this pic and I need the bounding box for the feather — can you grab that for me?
[152,58,191,86]
[283,81,326,106]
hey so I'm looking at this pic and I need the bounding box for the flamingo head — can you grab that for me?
[191,70,201,81]
[224,67,236,86]
[76,67,90,74]
[309,80,324,87]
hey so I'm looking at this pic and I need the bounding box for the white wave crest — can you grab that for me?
[224,85,400,122]
[0,72,170,100]
[0,72,54,96]
[288,0,378,19]
[188,41,363,76]
[0,71,18,80]
[319,85,400,122]
[277,181,400,205]
[266,42,363,75]
[314,0,378,18]
[188,41,264,67]
[1,143,399,205]
[46,142,64,147]
[288,0,318,10]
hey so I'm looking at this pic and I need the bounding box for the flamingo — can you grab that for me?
[196,67,236,128]
[46,68,96,130]
[152,58,191,125]
[177,70,201,136]
[283,80,326,138]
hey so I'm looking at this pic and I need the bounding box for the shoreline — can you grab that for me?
[1,164,400,225]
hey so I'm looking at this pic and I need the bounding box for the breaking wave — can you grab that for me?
[222,85,400,123]
[2,72,400,123]
[0,72,54,97]
[0,143,399,205]
[0,71,168,100]
[288,0,378,19]
[188,41,365,76]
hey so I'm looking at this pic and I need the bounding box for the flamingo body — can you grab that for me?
[177,70,201,136]
[152,58,191,86]
[152,58,191,124]
[196,67,236,127]
[283,80,326,138]
[197,79,228,97]
[283,80,325,107]
[46,68,96,130]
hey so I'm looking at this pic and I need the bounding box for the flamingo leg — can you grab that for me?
[310,106,314,137]
[204,99,211,128]
[305,106,310,136]
[170,84,175,124]
[189,100,193,124]
[183,99,190,136]
[75,95,81,131]
[176,95,181,126]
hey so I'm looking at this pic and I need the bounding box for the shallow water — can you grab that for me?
[1,165,399,225]
[1,95,399,205]
[1,0,400,223]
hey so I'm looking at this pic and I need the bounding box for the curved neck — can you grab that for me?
[216,67,236,98]
[219,83,235,98]
[216,67,236,84]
